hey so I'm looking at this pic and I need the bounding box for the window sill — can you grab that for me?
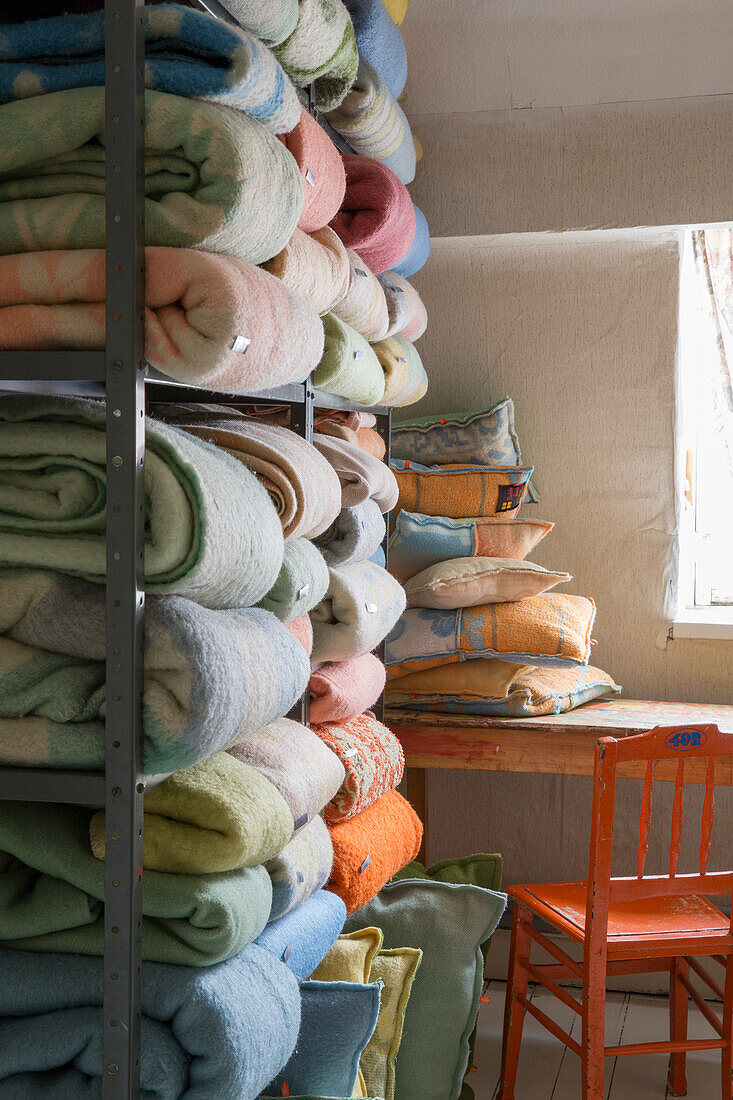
[671,609,733,640]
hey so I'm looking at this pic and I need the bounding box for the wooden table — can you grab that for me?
[388,699,733,864]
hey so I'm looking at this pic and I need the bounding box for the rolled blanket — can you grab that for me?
[0,88,302,263]
[0,5,301,134]
[343,0,408,98]
[228,717,345,831]
[313,432,399,512]
[391,459,533,520]
[378,270,428,340]
[267,816,335,921]
[314,416,387,460]
[387,336,428,407]
[373,334,428,406]
[259,538,331,622]
[314,499,387,567]
[0,801,273,965]
[0,394,285,609]
[327,789,422,913]
[263,226,351,316]
[313,713,404,822]
[0,569,309,773]
[212,0,299,44]
[332,249,390,341]
[311,561,406,662]
[273,0,359,112]
[326,60,415,184]
[309,653,387,723]
[0,248,324,393]
[258,888,346,979]
[356,426,387,458]
[330,155,416,274]
[0,944,300,1098]
[390,204,430,277]
[370,544,387,568]
[89,752,294,875]
[287,612,315,655]
[314,314,387,406]
[280,107,347,232]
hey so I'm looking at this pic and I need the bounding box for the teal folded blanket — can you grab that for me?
[259,538,331,622]
[0,944,300,1097]
[0,801,272,966]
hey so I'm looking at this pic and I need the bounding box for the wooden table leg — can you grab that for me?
[406,766,429,865]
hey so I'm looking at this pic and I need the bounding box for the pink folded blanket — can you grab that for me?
[312,712,405,823]
[286,613,314,655]
[309,653,386,723]
[331,249,389,341]
[0,247,324,393]
[329,154,416,274]
[378,270,427,341]
[313,432,399,512]
[279,107,346,233]
[262,226,350,316]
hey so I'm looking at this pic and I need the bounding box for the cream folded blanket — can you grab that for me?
[331,249,390,341]
[311,560,406,662]
[313,313,387,407]
[313,432,399,512]
[262,226,351,316]
[267,815,335,921]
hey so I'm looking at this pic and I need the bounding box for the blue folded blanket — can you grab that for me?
[257,889,347,979]
[343,0,407,98]
[0,944,300,1098]
[391,205,430,277]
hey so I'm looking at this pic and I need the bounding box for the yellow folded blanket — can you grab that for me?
[386,659,529,701]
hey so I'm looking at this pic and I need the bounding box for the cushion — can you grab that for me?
[388,511,554,582]
[391,399,521,466]
[403,556,571,609]
[391,460,533,519]
[311,928,384,984]
[361,947,422,1100]
[344,879,506,1100]
[385,658,528,706]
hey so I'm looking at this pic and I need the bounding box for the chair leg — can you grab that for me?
[668,957,689,1096]
[581,952,606,1099]
[723,954,733,1100]
[498,904,532,1100]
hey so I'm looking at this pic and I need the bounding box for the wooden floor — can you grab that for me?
[472,981,722,1099]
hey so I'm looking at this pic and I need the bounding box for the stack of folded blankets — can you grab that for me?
[384,400,622,717]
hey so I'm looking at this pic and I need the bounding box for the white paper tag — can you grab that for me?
[397,356,407,363]
[297,585,310,600]
[231,335,251,354]
[359,856,371,874]
[365,602,378,613]
[305,167,316,187]
[343,747,358,759]
[354,349,364,360]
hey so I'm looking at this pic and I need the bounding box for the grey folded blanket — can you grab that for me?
[314,499,386,566]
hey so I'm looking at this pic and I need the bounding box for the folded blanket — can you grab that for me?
[0,944,300,1097]
[260,537,332,622]
[280,106,347,232]
[0,568,309,773]
[314,499,386,567]
[0,394,285,608]
[315,417,387,460]
[343,0,408,98]
[390,204,430,277]
[313,432,399,512]
[385,658,528,707]
[212,0,299,45]
[264,226,351,316]
[267,816,335,921]
[378,270,427,340]
[0,88,302,263]
[0,247,324,393]
[309,653,387,723]
[388,336,428,406]
[383,0,408,23]
[326,60,415,184]
[391,460,533,520]
[258,888,347,978]
[314,314,387,406]
[90,751,294,874]
[0,801,273,965]
[373,334,428,406]
[385,594,597,676]
[332,249,390,341]
[157,403,341,541]
[311,561,407,662]
[371,545,387,568]
[330,155,417,274]
[0,5,301,133]
[273,0,359,112]
[229,717,345,830]
[314,713,404,822]
[327,789,422,913]
[287,612,315,655]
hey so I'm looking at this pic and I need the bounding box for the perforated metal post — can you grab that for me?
[373,410,391,722]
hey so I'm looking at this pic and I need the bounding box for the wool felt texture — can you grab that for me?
[370,545,387,567]
[0,247,324,394]
[391,460,533,519]
[327,789,422,913]
[330,154,416,274]
[344,879,506,1100]
[390,203,430,277]
[313,713,404,823]
[313,432,399,512]
[0,87,302,264]
[385,594,597,677]
[228,717,345,833]
[0,568,309,773]
[385,658,529,708]
[313,313,386,406]
[0,944,300,1098]
[280,106,347,232]
[265,980,381,1098]
[313,499,386,567]
[343,0,407,98]
[267,816,336,921]
[404,556,572,609]
[326,60,415,184]
[312,418,387,460]
[0,5,301,134]
[383,0,408,23]
[211,0,299,44]
[0,800,273,966]
[361,948,422,1100]
[388,511,555,582]
[273,0,359,112]
[157,403,341,540]
[264,225,351,316]
[259,538,331,622]
[311,560,407,663]
[309,653,387,723]
[375,334,428,407]
[257,889,347,980]
[287,612,315,655]
[311,927,383,984]
[378,270,427,340]
[332,249,390,341]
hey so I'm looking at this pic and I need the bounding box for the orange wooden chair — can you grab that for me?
[498,724,733,1099]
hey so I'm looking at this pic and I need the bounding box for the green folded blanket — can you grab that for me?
[0,801,272,965]
[0,87,302,263]
[314,313,387,407]
[259,537,331,622]
[273,0,359,111]
[0,394,284,609]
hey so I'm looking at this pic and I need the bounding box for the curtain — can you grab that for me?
[691,228,733,478]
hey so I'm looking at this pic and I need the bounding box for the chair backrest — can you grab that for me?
[585,724,733,949]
